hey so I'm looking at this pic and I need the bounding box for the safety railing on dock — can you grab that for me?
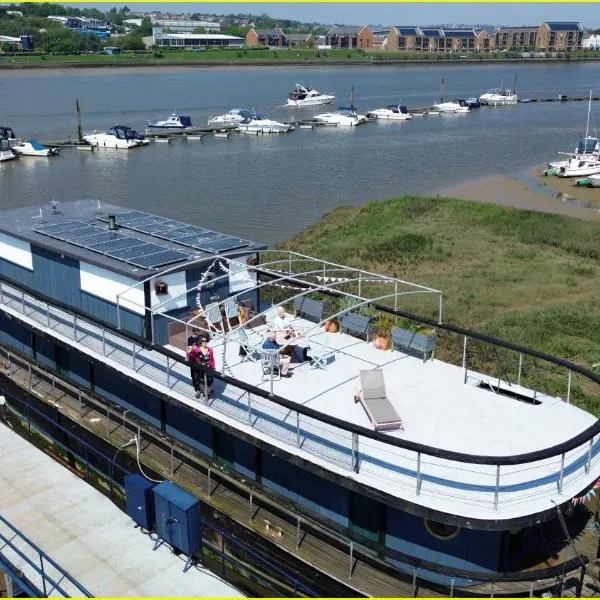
[0,512,94,598]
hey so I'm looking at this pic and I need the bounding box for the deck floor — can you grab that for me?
[0,421,244,598]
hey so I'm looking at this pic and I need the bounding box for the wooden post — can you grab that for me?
[76,98,83,142]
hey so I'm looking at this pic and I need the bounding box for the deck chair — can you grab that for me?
[237,328,263,362]
[355,369,404,432]
[261,348,281,381]
[205,302,224,333]
[223,296,239,331]
[309,335,335,369]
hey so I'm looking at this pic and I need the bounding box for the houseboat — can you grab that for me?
[0,199,597,597]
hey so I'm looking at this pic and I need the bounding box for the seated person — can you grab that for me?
[272,306,294,334]
[262,333,292,377]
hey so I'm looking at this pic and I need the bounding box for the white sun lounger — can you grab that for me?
[355,369,404,432]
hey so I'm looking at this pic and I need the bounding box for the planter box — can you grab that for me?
[391,326,436,361]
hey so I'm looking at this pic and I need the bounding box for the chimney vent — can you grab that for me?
[107,215,118,230]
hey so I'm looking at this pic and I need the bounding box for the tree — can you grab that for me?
[223,25,246,38]
[137,17,152,37]
[192,26,206,34]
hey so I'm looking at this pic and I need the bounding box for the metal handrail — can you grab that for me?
[0,513,94,597]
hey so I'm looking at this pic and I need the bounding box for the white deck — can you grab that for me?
[0,422,244,598]
[2,281,599,524]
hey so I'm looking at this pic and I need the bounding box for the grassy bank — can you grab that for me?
[278,196,600,413]
[2,47,600,69]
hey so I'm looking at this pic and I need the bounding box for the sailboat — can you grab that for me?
[431,79,470,113]
[548,90,600,176]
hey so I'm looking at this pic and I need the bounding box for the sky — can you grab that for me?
[66,3,600,29]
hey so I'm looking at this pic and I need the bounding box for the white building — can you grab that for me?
[152,29,244,48]
[583,33,600,49]
[151,19,221,33]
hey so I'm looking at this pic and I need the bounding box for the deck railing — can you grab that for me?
[1,274,600,522]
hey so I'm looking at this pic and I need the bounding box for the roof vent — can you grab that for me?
[107,215,118,230]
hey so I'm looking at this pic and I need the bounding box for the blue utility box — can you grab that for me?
[153,481,203,570]
[124,474,156,530]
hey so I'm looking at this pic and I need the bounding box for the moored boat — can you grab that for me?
[12,139,60,157]
[479,88,518,105]
[83,125,145,149]
[0,137,16,162]
[313,105,368,126]
[367,105,413,120]
[557,156,600,177]
[147,114,193,129]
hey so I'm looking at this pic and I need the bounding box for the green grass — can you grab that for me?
[278,196,600,413]
[2,47,600,68]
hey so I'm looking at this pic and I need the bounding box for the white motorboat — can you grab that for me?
[584,174,600,187]
[557,156,600,178]
[12,139,60,157]
[548,92,599,170]
[83,125,144,149]
[431,100,470,114]
[367,105,413,120]
[286,83,336,107]
[147,114,192,129]
[0,137,16,162]
[207,109,249,128]
[313,106,368,127]
[479,88,518,105]
[237,112,294,134]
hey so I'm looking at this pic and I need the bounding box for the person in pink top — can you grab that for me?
[187,335,216,398]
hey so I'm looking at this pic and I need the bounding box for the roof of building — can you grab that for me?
[443,28,476,38]
[395,26,421,36]
[496,26,539,32]
[326,25,366,35]
[284,33,313,41]
[252,28,284,37]
[0,200,264,280]
[421,28,444,38]
[154,33,243,40]
[544,22,583,32]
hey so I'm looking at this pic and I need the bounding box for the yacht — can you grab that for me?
[548,92,599,170]
[236,110,294,134]
[431,100,470,114]
[12,139,60,157]
[557,156,600,177]
[207,108,251,128]
[366,105,413,120]
[286,83,336,107]
[479,88,518,105]
[147,114,193,129]
[83,125,144,149]
[313,106,368,127]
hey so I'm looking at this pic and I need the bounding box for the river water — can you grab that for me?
[1,62,599,244]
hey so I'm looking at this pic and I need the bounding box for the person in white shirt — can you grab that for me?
[272,306,293,332]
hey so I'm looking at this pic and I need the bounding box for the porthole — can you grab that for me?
[423,518,461,541]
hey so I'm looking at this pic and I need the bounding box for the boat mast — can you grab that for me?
[350,85,355,108]
[440,78,445,103]
[586,89,592,138]
[513,73,518,95]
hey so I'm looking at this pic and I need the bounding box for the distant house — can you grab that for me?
[284,33,314,48]
[245,27,286,47]
[495,26,538,50]
[443,28,491,52]
[325,25,372,49]
[537,22,583,52]
[583,33,600,50]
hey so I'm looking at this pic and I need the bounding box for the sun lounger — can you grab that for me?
[355,369,403,431]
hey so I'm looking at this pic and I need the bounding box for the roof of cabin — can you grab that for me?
[0,200,265,280]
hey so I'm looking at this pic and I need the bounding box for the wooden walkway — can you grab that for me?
[1,350,596,597]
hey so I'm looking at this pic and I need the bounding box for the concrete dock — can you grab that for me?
[0,422,244,598]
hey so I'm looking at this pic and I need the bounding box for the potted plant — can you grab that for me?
[325,317,339,333]
[373,315,394,350]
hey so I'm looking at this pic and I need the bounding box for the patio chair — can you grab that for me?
[205,302,224,333]
[237,328,263,362]
[309,335,335,369]
[223,296,239,331]
[354,369,404,432]
[261,348,281,381]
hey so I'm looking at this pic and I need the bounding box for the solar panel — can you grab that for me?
[97,211,252,255]
[33,219,191,270]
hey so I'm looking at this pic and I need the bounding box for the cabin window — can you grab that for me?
[423,518,461,540]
